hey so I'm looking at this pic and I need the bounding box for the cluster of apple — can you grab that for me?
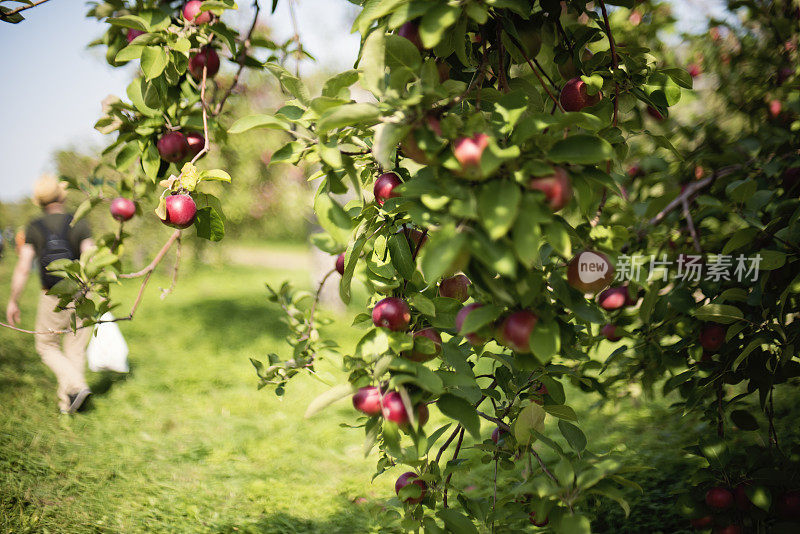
[110,193,197,229]
[689,484,800,532]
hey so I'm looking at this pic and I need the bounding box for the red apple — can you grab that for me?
[189,47,220,79]
[699,324,725,352]
[185,132,205,158]
[628,165,644,178]
[335,253,345,275]
[769,99,783,119]
[162,194,197,229]
[110,197,136,221]
[529,167,572,211]
[713,526,741,534]
[529,511,549,527]
[500,310,538,353]
[559,78,602,112]
[777,490,800,520]
[455,303,486,346]
[628,10,642,25]
[705,487,734,510]
[491,427,507,444]
[598,286,631,311]
[397,21,423,51]
[352,386,382,416]
[439,274,471,302]
[157,131,188,163]
[406,328,442,362]
[395,471,427,504]
[454,133,489,173]
[381,392,428,427]
[374,172,402,206]
[372,297,411,331]
[183,0,211,24]
[688,63,702,78]
[405,228,428,250]
[690,516,713,529]
[602,324,621,342]
[567,251,615,293]
[126,29,145,43]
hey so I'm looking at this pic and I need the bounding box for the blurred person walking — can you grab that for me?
[5,175,95,414]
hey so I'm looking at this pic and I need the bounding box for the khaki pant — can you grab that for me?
[34,292,91,411]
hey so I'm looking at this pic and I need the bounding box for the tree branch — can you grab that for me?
[442,427,465,508]
[1,0,50,18]
[597,0,619,127]
[213,0,260,116]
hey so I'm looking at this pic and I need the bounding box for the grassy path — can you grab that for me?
[0,255,392,533]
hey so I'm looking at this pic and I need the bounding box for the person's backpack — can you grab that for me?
[34,215,77,289]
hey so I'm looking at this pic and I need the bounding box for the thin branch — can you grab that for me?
[510,35,563,112]
[1,0,50,18]
[598,0,619,127]
[477,410,511,431]
[287,0,302,77]
[160,235,182,299]
[213,0,260,116]
[442,427,465,508]
[298,267,336,342]
[190,63,211,164]
[530,447,560,486]
[682,196,703,254]
[120,230,181,279]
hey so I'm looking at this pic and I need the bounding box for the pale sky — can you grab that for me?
[0,0,722,202]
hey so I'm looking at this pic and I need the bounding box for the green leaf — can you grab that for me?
[419,5,460,49]
[661,67,694,89]
[107,15,149,31]
[115,142,139,171]
[730,409,759,431]
[559,420,587,452]
[385,33,421,71]
[436,509,478,534]
[409,293,436,317]
[419,224,467,283]
[264,63,311,106]
[544,404,577,421]
[317,103,381,134]
[359,29,385,95]
[388,233,415,280]
[458,304,501,335]
[732,337,765,370]
[549,134,614,165]
[116,44,144,63]
[228,113,289,134]
[372,121,408,170]
[545,221,571,258]
[322,70,360,98]
[194,206,225,241]
[437,394,480,440]
[141,141,160,181]
[530,321,560,361]
[340,231,368,304]
[478,181,521,240]
[198,169,232,183]
[559,514,591,534]
[514,403,546,445]
[314,189,353,243]
[694,304,744,324]
[305,383,356,418]
[141,46,168,80]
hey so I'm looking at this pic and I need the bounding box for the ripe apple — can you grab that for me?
[406,328,442,362]
[559,78,602,112]
[454,133,490,174]
[352,386,382,416]
[529,511,549,527]
[374,172,402,206]
[185,132,205,158]
[628,165,644,178]
[126,29,145,43]
[598,286,632,311]
[183,0,211,24]
[455,303,486,346]
[162,194,197,229]
[567,251,614,293]
[400,130,430,164]
[713,526,741,534]
[189,47,220,79]
[602,323,621,342]
[699,324,725,352]
[690,516,713,529]
[491,427,507,444]
[395,471,427,504]
[529,167,572,211]
[733,484,752,511]
[439,274,471,302]
[500,310,538,353]
[110,197,136,221]
[157,131,188,163]
[397,21,423,51]
[777,490,800,520]
[705,487,734,510]
[335,253,345,275]
[372,297,411,331]
[381,391,428,427]
[688,63,702,78]
[769,99,783,119]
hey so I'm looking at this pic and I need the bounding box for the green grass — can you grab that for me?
[0,252,393,533]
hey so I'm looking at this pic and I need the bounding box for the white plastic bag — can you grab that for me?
[86,312,130,373]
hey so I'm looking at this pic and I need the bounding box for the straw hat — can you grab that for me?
[32,174,67,207]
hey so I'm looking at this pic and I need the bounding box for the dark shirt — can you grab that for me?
[25,213,91,260]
